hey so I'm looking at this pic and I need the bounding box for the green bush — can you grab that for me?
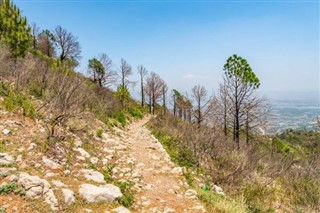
[176,148,198,168]
[3,91,36,117]
[114,112,126,127]
[128,107,143,119]
[22,99,36,117]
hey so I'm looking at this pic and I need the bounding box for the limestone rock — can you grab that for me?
[79,184,122,203]
[213,184,225,195]
[15,155,22,163]
[44,189,59,210]
[42,156,61,170]
[0,168,16,177]
[18,173,44,190]
[112,206,130,213]
[74,148,90,158]
[62,188,75,205]
[163,207,175,213]
[90,157,99,164]
[26,186,43,198]
[170,167,183,175]
[18,173,50,198]
[184,189,197,198]
[81,169,106,183]
[2,129,11,135]
[27,143,37,151]
[52,180,66,188]
[0,153,14,166]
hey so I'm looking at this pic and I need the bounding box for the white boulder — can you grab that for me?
[79,184,122,203]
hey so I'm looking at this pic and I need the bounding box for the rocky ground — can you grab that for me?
[0,108,206,213]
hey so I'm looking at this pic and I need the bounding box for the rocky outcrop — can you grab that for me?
[17,173,58,210]
[79,184,122,203]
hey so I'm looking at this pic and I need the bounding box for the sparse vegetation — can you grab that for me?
[148,114,320,212]
[0,0,317,212]
[114,181,135,208]
[96,129,104,138]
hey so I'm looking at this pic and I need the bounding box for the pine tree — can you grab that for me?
[0,0,31,57]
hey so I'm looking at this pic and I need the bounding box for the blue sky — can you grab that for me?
[14,0,319,99]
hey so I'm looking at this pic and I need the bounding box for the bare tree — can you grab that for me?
[137,65,148,107]
[161,79,168,112]
[119,58,133,88]
[44,71,88,138]
[243,96,270,144]
[192,85,212,128]
[145,72,163,115]
[99,53,117,87]
[54,25,81,65]
[216,79,231,137]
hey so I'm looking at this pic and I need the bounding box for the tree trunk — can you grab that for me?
[246,111,249,145]
[141,75,144,107]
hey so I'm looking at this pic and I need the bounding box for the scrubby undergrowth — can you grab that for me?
[148,114,320,213]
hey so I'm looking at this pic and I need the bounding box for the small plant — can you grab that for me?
[87,162,97,170]
[0,140,5,152]
[2,162,17,168]
[115,181,135,208]
[128,107,143,119]
[102,163,116,183]
[114,112,126,127]
[0,183,16,195]
[96,129,104,138]
[14,187,26,196]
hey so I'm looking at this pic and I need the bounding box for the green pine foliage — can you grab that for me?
[0,0,32,57]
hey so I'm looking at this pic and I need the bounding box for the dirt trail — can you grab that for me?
[125,117,206,212]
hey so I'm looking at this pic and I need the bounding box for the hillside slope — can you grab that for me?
[0,106,206,212]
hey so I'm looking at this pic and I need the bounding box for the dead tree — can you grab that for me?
[45,71,88,138]
[99,53,117,87]
[192,85,212,128]
[119,58,133,88]
[54,26,81,65]
[161,79,168,113]
[146,72,162,115]
[137,65,148,107]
